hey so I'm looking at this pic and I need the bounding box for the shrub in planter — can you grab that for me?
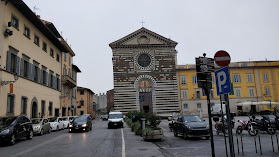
[133,122,142,135]
[142,127,164,140]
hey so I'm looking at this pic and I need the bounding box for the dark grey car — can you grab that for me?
[173,114,210,140]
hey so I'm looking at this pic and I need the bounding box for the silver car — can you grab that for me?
[31,118,51,135]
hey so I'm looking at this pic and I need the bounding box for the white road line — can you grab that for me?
[121,128,126,157]
[13,134,68,157]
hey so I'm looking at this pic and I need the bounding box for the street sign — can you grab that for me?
[196,57,214,73]
[214,50,231,67]
[215,66,232,95]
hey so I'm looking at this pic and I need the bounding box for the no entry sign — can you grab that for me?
[214,50,231,67]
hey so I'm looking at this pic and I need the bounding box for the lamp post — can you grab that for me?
[1,74,19,86]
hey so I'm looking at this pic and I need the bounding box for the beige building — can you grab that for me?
[76,87,96,118]
[0,0,79,118]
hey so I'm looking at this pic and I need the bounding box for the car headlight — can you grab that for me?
[33,126,40,130]
[82,124,87,127]
[206,125,210,129]
[0,129,10,134]
[69,124,73,127]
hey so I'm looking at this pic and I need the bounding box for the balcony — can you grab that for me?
[61,75,76,88]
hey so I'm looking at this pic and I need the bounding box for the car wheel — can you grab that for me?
[10,134,16,145]
[26,130,33,140]
[62,125,64,130]
[48,127,51,133]
[40,129,44,136]
[108,125,110,129]
[183,131,188,140]
[56,126,59,131]
[174,129,178,137]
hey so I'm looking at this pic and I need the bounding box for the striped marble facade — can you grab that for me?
[110,27,179,116]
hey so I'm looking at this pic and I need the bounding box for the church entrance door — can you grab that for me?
[139,92,152,113]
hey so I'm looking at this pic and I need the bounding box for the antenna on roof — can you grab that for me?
[33,6,40,15]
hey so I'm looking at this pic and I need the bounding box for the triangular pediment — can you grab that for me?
[109,27,177,48]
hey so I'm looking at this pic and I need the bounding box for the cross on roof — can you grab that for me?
[140,20,145,27]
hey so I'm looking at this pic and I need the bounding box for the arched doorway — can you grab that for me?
[31,102,38,118]
[134,75,157,113]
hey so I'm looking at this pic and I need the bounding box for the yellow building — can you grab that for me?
[177,61,279,117]
[0,0,79,118]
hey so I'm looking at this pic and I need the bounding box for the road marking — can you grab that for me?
[121,128,126,157]
[13,134,68,157]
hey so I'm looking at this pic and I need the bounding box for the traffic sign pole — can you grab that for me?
[205,87,215,157]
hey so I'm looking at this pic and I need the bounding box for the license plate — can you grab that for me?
[114,123,117,125]
[75,127,79,129]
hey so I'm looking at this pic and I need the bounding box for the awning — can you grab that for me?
[236,101,279,106]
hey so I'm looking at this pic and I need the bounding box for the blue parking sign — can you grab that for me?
[215,66,232,95]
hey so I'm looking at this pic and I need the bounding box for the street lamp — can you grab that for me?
[1,74,19,86]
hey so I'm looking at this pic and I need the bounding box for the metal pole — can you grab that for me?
[271,135,274,152]
[254,135,258,153]
[220,95,228,157]
[236,132,239,154]
[276,132,279,152]
[206,88,215,157]
[258,132,262,155]
[225,94,235,157]
[240,133,244,156]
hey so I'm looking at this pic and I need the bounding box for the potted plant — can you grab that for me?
[142,113,164,140]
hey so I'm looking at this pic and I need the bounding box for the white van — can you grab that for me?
[108,111,123,129]
[211,104,226,116]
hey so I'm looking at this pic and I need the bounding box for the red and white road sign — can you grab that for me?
[214,50,231,67]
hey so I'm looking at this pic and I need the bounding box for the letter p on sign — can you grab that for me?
[215,66,231,95]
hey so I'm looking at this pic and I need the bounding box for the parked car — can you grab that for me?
[173,114,210,140]
[31,118,51,135]
[108,111,123,129]
[69,116,92,132]
[69,116,78,122]
[102,115,108,121]
[48,117,64,131]
[0,116,33,145]
[61,117,70,129]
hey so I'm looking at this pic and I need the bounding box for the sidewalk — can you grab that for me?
[123,122,164,157]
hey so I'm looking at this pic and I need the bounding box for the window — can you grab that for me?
[49,102,53,116]
[10,53,17,73]
[181,90,188,99]
[195,90,201,99]
[34,66,39,83]
[80,90,84,95]
[80,110,84,115]
[183,104,188,111]
[42,70,47,85]
[34,34,40,46]
[248,87,255,97]
[181,76,186,85]
[11,14,19,29]
[20,97,27,114]
[263,73,269,82]
[63,67,67,75]
[56,53,60,62]
[235,88,241,97]
[265,87,271,96]
[232,74,241,83]
[7,94,15,114]
[192,75,197,84]
[246,73,253,83]
[23,25,30,38]
[197,103,202,111]
[49,72,53,88]
[43,42,47,52]
[41,100,45,117]
[50,48,54,57]
[64,53,67,61]
[23,60,29,78]
[80,100,84,106]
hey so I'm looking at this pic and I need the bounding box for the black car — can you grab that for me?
[69,116,92,132]
[0,116,33,145]
[102,115,108,121]
[173,114,210,140]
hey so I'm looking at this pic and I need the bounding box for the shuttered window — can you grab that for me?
[7,94,15,114]
[21,97,27,114]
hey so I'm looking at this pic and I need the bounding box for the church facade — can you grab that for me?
[109,27,179,116]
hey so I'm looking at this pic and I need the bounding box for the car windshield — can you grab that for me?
[183,115,203,123]
[62,117,68,121]
[109,114,123,119]
[48,117,58,122]
[103,115,108,118]
[0,117,17,126]
[74,117,87,122]
[32,119,42,124]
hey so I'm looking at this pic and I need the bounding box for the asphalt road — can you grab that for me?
[1,116,279,157]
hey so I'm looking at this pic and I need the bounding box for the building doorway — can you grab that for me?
[31,102,38,118]
[62,107,66,116]
[139,92,152,113]
[55,108,59,117]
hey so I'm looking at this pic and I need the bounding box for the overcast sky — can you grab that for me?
[23,0,279,94]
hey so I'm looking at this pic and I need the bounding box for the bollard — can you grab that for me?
[271,135,274,152]
[276,132,279,152]
[141,118,146,130]
[240,133,244,156]
[254,134,258,154]
[258,132,262,155]
[236,132,239,154]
